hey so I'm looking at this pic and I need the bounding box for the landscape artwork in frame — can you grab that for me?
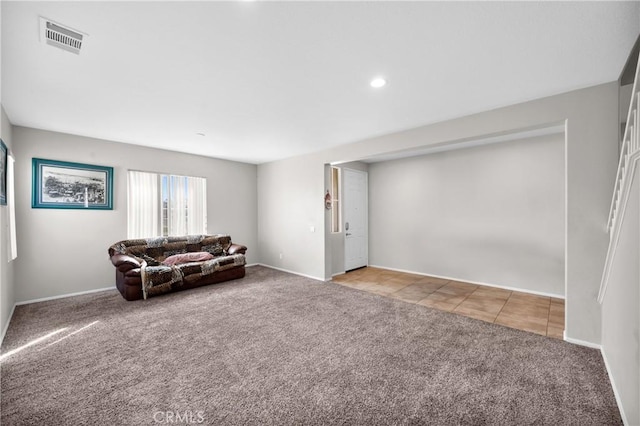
[0,140,7,206]
[32,158,113,209]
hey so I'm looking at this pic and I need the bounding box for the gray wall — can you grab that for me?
[12,127,257,302]
[368,134,565,296]
[601,166,639,425]
[0,106,15,337]
[258,155,325,279]
[259,82,618,345]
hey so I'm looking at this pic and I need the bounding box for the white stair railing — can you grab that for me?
[598,54,640,303]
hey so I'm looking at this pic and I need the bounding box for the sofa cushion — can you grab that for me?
[201,235,232,256]
[201,254,246,275]
[163,251,214,266]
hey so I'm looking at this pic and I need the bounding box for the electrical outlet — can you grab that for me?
[279,253,283,259]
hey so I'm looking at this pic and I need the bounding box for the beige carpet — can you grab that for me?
[1,266,622,425]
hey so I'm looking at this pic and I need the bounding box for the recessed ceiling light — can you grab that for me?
[370,77,387,88]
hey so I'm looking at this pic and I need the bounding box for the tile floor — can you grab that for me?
[332,267,565,339]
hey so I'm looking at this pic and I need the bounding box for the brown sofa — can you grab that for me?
[108,234,247,301]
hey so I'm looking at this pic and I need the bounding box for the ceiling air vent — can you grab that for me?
[40,18,85,55]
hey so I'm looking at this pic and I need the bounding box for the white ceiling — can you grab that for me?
[2,1,639,164]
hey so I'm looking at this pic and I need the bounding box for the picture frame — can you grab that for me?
[32,158,113,210]
[0,140,7,206]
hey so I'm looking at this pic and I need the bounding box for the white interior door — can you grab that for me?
[344,169,368,271]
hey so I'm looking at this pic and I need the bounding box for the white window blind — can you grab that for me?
[185,175,207,235]
[128,170,207,238]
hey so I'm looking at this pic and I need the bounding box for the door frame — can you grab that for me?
[343,168,368,271]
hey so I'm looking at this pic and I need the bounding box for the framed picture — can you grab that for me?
[0,140,7,206]
[32,158,113,210]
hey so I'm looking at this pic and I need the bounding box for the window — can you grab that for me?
[128,170,207,238]
[331,166,341,233]
[8,154,17,261]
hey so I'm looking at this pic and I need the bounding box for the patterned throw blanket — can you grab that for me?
[140,263,183,299]
[140,253,246,299]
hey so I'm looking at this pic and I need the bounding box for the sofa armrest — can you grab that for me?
[110,253,142,273]
[228,244,247,255]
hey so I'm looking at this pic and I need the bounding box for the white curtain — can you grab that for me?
[187,176,207,235]
[169,175,187,236]
[128,170,159,238]
[8,155,17,261]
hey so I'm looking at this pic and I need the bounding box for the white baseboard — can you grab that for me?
[255,263,324,282]
[600,347,629,425]
[0,303,16,347]
[562,331,602,349]
[15,287,115,306]
[332,271,346,278]
[368,264,565,299]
